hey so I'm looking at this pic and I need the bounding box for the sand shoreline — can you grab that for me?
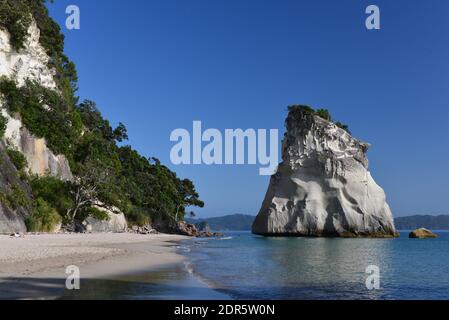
[0,233,224,300]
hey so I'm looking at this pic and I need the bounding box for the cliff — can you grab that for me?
[0,22,72,180]
[0,141,33,233]
[0,2,203,234]
[252,106,397,237]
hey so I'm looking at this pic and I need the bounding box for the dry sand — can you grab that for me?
[0,233,192,299]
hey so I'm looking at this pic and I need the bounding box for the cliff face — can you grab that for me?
[0,141,33,234]
[252,108,397,237]
[0,22,72,181]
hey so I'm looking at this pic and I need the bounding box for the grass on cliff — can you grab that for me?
[288,105,350,133]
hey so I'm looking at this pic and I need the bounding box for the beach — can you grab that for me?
[0,233,228,300]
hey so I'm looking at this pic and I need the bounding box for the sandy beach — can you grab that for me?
[0,233,227,300]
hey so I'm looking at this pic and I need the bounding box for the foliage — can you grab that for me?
[29,175,73,220]
[0,184,30,210]
[335,121,351,134]
[316,108,331,121]
[25,197,61,232]
[0,3,204,229]
[6,148,27,171]
[0,0,32,50]
[0,78,82,157]
[288,105,350,133]
[0,113,6,138]
[0,0,78,106]
[89,207,109,221]
[123,206,150,227]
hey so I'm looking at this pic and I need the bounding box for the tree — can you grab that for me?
[316,109,332,121]
[66,159,115,223]
[113,122,128,142]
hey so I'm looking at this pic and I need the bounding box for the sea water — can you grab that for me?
[184,231,449,300]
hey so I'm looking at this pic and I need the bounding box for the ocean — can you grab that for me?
[183,231,449,300]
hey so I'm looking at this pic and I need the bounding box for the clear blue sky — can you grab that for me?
[47,0,449,217]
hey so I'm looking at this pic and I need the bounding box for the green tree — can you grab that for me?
[316,109,332,121]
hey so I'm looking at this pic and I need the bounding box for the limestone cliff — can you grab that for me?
[0,22,72,181]
[252,107,397,238]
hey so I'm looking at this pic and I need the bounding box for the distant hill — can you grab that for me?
[186,214,255,231]
[395,215,449,230]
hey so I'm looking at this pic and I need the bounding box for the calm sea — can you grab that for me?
[184,231,449,300]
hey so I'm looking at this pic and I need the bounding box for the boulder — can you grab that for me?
[83,206,128,233]
[409,228,438,239]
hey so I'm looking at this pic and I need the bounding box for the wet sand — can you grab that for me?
[0,233,228,300]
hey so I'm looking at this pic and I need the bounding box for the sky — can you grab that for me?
[47,0,449,218]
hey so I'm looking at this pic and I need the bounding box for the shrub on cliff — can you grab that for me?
[0,78,82,158]
[288,105,350,133]
[26,197,61,232]
[0,0,32,50]
[0,113,6,138]
[6,148,27,171]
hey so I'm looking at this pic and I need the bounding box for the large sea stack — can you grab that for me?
[252,106,397,238]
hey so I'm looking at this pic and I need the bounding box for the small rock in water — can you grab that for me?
[409,228,438,239]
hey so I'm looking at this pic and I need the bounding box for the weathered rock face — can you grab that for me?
[0,142,32,234]
[409,228,438,239]
[0,21,74,233]
[0,22,73,181]
[0,21,57,90]
[252,109,397,238]
[1,110,73,181]
[83,205,128,233]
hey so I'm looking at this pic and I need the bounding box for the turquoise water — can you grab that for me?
[185,231,449,300]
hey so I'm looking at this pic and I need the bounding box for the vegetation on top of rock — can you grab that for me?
[0,0,32,50]
[288,105,351,133]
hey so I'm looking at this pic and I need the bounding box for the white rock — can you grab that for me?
[0,21,57,89]
[0,22,73,181]
[84,204,128,233]
[252,109,397,237]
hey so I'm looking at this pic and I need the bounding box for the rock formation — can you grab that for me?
[409,228,438,239]
[0,141,32,234]
[252,106,398,238]
[83,205,128,233]
[0,23,72,181]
